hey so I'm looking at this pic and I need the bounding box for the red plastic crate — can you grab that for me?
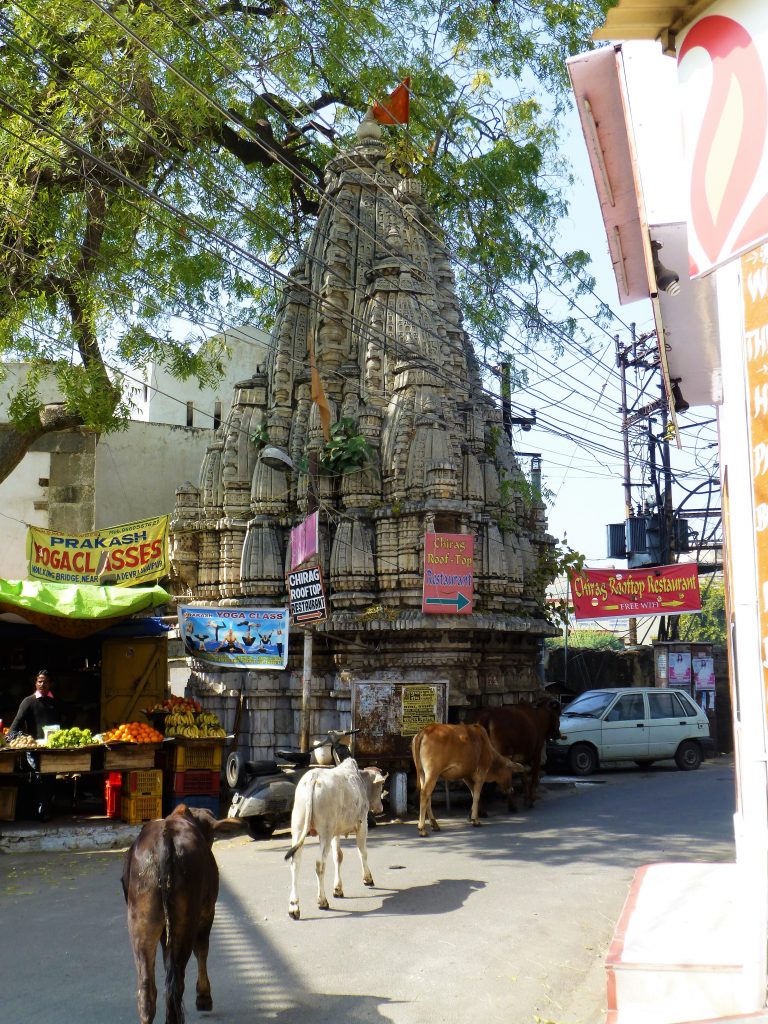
[104,779,122,819]
[166,770,220,798]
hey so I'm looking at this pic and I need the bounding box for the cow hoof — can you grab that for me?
[333,886,344,898]
[196,994,213,1012]
[289,906,301,920]
[471,819,482,827]
[318,899,330,910]
[363,878,374,888]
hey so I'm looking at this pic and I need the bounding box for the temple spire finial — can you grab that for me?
[358,108,382,142]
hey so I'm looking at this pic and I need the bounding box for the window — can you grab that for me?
[213,400,222,430]
[606,694,645,722]
[648,692,684,719]
[186,401,194,427]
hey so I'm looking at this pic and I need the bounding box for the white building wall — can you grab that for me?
[130,325,269,427]
[0,329,270,580]
[94,422,213,527]
[0,450,53,580]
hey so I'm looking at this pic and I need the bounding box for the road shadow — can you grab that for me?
[210,880,407,1023]
[370,876,486,916]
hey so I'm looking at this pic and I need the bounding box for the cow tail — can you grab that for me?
[284,773,316,862]
[158,824,185,1024]
[411,732,423,793]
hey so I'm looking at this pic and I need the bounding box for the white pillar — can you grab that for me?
[717,259,768,1010]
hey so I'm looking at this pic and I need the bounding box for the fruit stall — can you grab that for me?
[0,579,178,823]
[0,698,229,824]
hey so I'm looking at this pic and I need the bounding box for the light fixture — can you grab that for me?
[651,240,681,296]
[259,446,294,471]
[670,378,690,415]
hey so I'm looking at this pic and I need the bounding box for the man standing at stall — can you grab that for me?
[8,669,62,821]
[8,669,61,740]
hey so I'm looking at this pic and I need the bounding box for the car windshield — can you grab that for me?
[562,691,617,717]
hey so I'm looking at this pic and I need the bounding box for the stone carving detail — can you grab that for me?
[170,112,557,714]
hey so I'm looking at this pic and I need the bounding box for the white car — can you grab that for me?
[546,687,715,776]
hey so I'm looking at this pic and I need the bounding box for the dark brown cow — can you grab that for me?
[411,723,526,836]
[121,804,242,1024]
[472,697,562,810]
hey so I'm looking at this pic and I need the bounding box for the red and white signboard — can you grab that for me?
[569,564,702,621]
[678,0,768,275]
[421,533,474,614]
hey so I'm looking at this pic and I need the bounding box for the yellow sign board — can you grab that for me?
[27,515,169,587]
[400,684,440,737]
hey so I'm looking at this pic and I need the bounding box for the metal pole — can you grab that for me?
[299,449,319,753]
[563,617,569,690]
[300,628,312,752]
[616,332,638,646]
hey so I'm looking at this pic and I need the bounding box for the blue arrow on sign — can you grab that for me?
[425,592,471,611]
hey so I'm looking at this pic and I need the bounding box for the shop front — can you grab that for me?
[0,580,176,823]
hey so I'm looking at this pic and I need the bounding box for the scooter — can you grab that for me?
[226,729,356,839]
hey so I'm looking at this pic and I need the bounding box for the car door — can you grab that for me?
[600,692,649,760]
[646,689,698,758]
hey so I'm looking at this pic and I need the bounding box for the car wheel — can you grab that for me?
[568,743,598,776]
[247,818,276,840]
[226,750,244,789]
[634,760,655,769]
[675,740,702,771]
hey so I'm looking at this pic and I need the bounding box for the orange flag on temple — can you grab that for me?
[372,78,411,125]
[308,333,332,442]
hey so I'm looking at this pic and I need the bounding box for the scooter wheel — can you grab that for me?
[247,818,276,840]
[226,750,244,789]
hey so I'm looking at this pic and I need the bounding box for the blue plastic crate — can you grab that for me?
[165,794,220,817]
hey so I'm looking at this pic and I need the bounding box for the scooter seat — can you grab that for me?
[245,759,279,776]
[276,749,312,767]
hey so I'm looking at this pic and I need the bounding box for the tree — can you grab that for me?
[0,0,612,481]
[678,576,727,644]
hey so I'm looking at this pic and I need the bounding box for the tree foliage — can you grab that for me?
[0,0,612,478]
[546,629,624,651]
[678,576,726,644]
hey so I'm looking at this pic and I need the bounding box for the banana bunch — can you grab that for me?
[164,709,194,737]
[195,711,225,738]
[165,708,226,739]
[165,708,198,738]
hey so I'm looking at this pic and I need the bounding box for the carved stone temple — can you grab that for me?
[170,113,558,757]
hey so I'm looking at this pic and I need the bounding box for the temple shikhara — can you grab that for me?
[170,112,557,757]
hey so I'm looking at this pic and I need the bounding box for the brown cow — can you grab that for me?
[411,723,526,836]
[121,804,242,1024]
[473,697,562,810]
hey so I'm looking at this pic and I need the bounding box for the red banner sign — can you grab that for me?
[570,564,702,620]
[422,533,474,614]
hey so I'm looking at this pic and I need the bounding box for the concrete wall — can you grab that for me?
[94,422,213,526]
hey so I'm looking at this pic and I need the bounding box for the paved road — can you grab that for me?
[0,758,735,1024]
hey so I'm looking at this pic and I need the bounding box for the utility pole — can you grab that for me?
[616,331,638,646]
[299,451,319,753]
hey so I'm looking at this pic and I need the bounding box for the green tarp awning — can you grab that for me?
[0,579,171,638]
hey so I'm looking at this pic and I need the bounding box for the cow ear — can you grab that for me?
[374,771,388,784]
[213,817,248,835]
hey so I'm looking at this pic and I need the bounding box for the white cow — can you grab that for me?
[285,758,387,920]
